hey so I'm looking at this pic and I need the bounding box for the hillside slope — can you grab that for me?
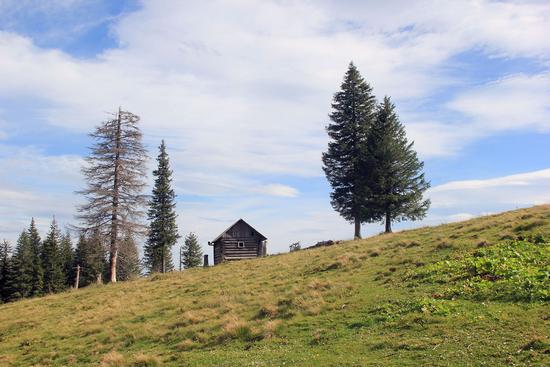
[1,205,549,367]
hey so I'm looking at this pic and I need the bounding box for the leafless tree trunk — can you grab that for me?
[77,108,148,283]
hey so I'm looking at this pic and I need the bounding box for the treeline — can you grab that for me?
[323,63,430,238]
[0,111,203,304]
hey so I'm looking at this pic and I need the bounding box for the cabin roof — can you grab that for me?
[209,218,267,244]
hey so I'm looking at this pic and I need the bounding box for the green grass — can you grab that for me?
[1,205,550,366]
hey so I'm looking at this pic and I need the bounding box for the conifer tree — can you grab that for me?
[0,240,14,302]
[41,219,65,293]
[322,62,377,239]
[181,233,203,269]
[145,140,179,273]
[74,232,106,287]
[116,232,141,281]
[27,219,44,296]
[11,230,33,299]
[77,108,148,283]
[365,96,430,233]
[59,233,75,288]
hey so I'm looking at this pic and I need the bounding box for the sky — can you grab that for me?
[0,0,549,261]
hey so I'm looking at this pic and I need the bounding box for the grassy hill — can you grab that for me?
[1,205,549,367]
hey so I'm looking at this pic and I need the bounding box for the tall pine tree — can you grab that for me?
[181,233,203,269]
[116,232,141,281]
[77,108,148,283]
[41,218,65,293]
[322,62,377,239]
[145,140,179,273]
[59,232,75,288]
[365,96,430,233]
[0,240,14,302]
[11,230,33,299]
[27,219,44,297]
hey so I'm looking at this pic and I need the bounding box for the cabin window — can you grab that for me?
[250,230,254,236]
[237,241,245,248]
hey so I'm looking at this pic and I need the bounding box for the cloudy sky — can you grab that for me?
[0,0,549,258]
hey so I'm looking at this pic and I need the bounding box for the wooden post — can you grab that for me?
[203,254,209,267]
[74,265,81,289]
[179,246,183,271]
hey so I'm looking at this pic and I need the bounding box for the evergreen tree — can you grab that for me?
[145,140,179,273]
[11,230,33,299]
[27,219,44,297]
[322,62,377,239]
[365,96,430,233]
[74,231,106,287]
[41,218,65,293]
[77,108,148,283]
[59,232,75,288]
[0,240,14,302]
[181,233,203,269]
[116,232,141,281]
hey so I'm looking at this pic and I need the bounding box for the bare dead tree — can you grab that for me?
[77,108,148,283]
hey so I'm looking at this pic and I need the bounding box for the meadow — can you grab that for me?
[0,205,549,366]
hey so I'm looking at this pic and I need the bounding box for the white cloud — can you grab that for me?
[448,73,550,133]
[1,0,550,254]
[429,168,550,209]
[258,184,299,198]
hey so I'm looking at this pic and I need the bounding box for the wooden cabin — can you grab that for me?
[208,219,267,265]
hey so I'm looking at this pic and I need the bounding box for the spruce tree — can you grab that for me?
[77,108,148,283]
[116,232,141,281]
[0,240,14,302]
[41,219,65,293]
[365,96,430,233]
[181,233,203,269]
[322,62,377,239]
[59,233,75,288]
[145,140,179,273]
[27,219,44,297]
[74,231,106,287]
[11,230,33,299]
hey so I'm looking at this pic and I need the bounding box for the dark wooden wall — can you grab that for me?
[213,220,266,264]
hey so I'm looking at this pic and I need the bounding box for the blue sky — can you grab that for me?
[0,0,549,257]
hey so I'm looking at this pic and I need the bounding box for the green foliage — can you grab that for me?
[59,232,75,288]
[12,229,35,299]
[0,240,16,302]
[74,231,106,286]
[41,218,66,293]
[27,219,44,296]
[365,97,430,233]
[323,65,429,237]
[181,232,203,269]
[145,140,179,273]
[322,62,377,237]
[364,298,456,324]
[412,240,549,302]
[117,233,142,281]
